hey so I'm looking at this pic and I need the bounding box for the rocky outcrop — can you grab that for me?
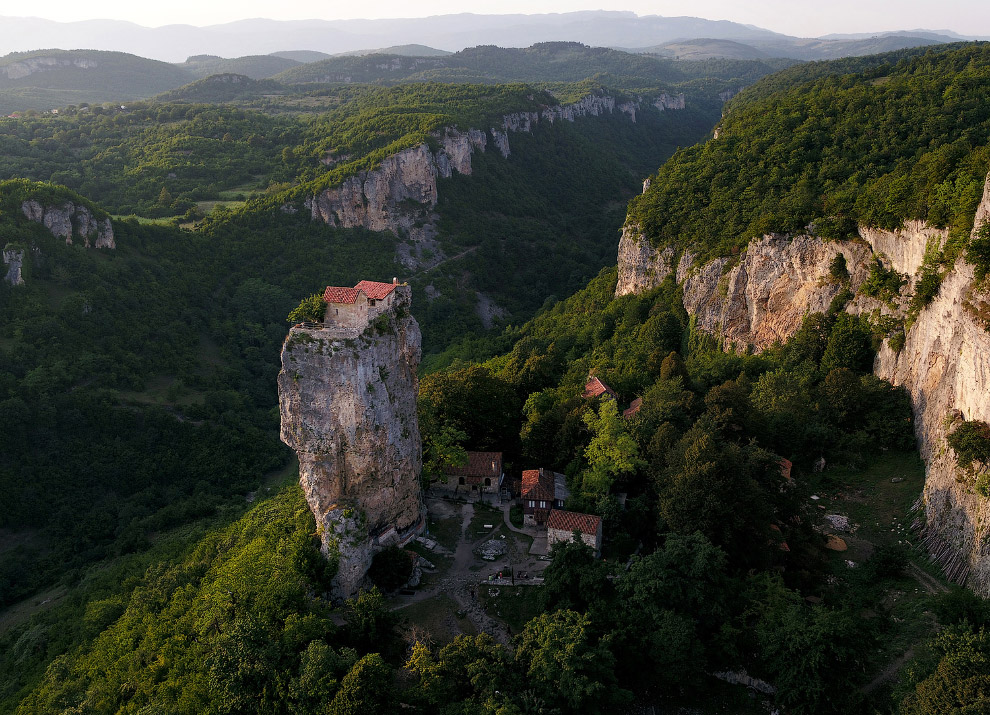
[1,56,97,80]
[307,129,486,271]
[615,225,675,297]
[654,92,687,111]
[21,200,115,248]
[615,171,990,592]
[277,285,425,598]
[873,175,990,591]
[681,234,873,351]
[308,92,683,269]
[2,246,25,286]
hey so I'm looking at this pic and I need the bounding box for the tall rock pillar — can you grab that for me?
[277,283,425,598]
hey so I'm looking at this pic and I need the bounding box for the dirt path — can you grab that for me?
[862,648,914,695]
[861,562,948,696]
[390,503,511,645]
[412,246,479,277]
[906,562,950,595]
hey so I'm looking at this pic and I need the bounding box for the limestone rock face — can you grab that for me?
[654,92,687,111]
[615,225,675,297]
[21,200,115,248]
[681,234,872,351]
[1,56,97,80]
[2,247,25,285]
[277,285,425,598]
[308,92,680,270]
[873,175,990,592]
[614,171,990,591]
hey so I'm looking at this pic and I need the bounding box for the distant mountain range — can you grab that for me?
[1,11,984,63]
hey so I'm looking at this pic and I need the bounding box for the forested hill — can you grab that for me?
[273,41,795,90]
[627,42,990,263]
[0,81,721,350]
[0,49,193,114]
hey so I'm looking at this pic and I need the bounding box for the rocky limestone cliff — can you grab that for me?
[614,172,990,591]
[307,93,684,273]
[615,225,675,296]
[1,56,97,80]
[2,247,25,286]
[277,285,424,598]
[679,234,873,352]
[874,176,990,591]
[21,200,115,248]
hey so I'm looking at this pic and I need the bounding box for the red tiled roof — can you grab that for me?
[547,510,602,536]
[323,286,360,304]
[623,397,643,419]
[323,280,398,304]
[779,458,793,481]
[355,280,397,300]
[583,376,616,399]
[521,468,554,502]
[444,451,502,481]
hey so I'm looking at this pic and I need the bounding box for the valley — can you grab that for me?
[1,25,990,715]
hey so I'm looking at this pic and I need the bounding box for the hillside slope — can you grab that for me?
[0,49,192,113]
[176,53,301,79]
[274,41,794,88]
[617,42,990,593]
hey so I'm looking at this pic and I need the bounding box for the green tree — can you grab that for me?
[406,633,511,708]
[540,539,613,615]
[287,293,326,324]
[514,610,631,714]
[342,588,400,659]
[288,640,358,714]
[419,365,521,452]
[328,653,393,715]
[580,399,644,496]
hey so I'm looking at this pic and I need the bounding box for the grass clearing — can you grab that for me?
[406,542,453,581]
[467,504,502,541]
[479,584,543,635]
[111,214,180,226]
[809,450,949,706]
[397,593,475,646]
[116,375,205,409]
[196,199,246,214]
[812,450,926,550]
[425,512,462,552]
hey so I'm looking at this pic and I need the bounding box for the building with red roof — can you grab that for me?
[439,451,504,496]
[547,510,603,556]
[520,468,569,526]
[321,278,401,329]
[583,375,617,400]
[623,397,643,419]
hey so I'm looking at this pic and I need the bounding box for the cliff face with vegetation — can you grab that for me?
[21,199,115,248]
[874,177,990,590]
[616,172,990,592]
[307,93,684,270]
[277,286,424,598]
[2,246,25,285]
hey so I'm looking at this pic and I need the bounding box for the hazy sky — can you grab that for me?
[4,0,987,37]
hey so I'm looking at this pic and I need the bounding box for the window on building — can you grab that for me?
[458,477,465,485]
[484,478,491,486]
[540,501,547,509]
[528,500,535,508]
[368,299,376,306]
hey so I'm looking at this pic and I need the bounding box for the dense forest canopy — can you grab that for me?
[3,40,990,715]
[628,43,990,267]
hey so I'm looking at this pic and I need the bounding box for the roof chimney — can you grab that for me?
[393,277,398,285]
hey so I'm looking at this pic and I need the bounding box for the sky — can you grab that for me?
[1,0,987,37]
